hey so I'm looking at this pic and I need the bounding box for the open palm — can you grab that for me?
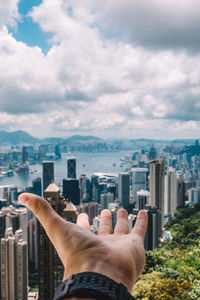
[19,193,148,293]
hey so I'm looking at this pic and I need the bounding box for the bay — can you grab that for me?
[0,151,133,195]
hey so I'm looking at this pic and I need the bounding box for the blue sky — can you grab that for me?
[0,0,200,139]
[10,0,52,54]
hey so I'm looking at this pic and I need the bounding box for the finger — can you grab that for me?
[131,210,148,240]
[18,193,73,251]
[76,213,90,231]
[114,208,129,234]
[98,209,113,235]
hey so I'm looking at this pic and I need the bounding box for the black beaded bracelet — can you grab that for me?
[53,272,135,300]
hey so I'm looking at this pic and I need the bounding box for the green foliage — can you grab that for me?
[132,272,164,299]
[134,203,200,299]
[188,280,200,299]
[144,278,193,300]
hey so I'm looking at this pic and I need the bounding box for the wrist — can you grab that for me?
[63,258,135,293]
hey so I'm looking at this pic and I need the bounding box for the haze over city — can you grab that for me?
[1,0,200,139]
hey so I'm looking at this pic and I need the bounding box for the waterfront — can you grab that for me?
[0,151,133,196]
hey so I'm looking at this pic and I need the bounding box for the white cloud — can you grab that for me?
[0,0,19,28]
[0,0,200,138]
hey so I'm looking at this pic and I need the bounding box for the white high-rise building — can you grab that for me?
[131,168,148,206]
[0,228,28,300]
[150,158,165,235]
[187,187,200,205]
[164,167,177,217]
[2,206,28,242]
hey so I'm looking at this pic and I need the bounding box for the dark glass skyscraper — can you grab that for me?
[67,156,76,179]
[118,172,130,208]
[42,161,54,191]
[22,146,28,164]
[63,178,80,205]
[38,183,65,300]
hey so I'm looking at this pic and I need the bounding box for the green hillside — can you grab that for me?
[132,203,200,299]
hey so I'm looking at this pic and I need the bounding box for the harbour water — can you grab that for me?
[0,151,133,195]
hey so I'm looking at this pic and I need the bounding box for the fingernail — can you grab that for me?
[18,196,29,206]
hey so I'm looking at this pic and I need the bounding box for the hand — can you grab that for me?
[18,193,148,293]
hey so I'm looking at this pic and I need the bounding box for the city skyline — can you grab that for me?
[1,1,200,139]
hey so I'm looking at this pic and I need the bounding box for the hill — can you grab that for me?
[132,203,200,299]
[0,130,38,145]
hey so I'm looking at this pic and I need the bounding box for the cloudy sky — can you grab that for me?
[1,0,200,139]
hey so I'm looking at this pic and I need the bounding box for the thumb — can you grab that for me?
[18,193,74,258]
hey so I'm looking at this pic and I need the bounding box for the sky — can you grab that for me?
[1,0,200,139]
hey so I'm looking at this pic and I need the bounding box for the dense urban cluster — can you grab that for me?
[0,140,200,299]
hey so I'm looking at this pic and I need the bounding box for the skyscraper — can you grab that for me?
[55,145,61,159]
[67,156,76,179]
[131,168,148,206]
[78,202,98,225]
[0,211,6,238]
[144,205,159,250]
[38,183,65,300]
[32,177,42,196]
[136,190,150,210]
[22,146,28,164]
[79,174,91,202]
[63,178,80,206]
[164,167,177,217]
[118,172,130,208]
[150,158,165,235]
[42,161,54,191]
[3,206,28,242]
[0,228,28,300]
[149,145,157,160]
[177,179,185,208]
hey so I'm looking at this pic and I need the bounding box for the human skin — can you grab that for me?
[18,193,148,299]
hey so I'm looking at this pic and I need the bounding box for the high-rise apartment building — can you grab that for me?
[1,206,28,242]
[187,187,200,205]
[42,161,54,191]
[63,178,80,205]
[38,183,65,300]
[131,168,148,206]
[79,174,91,202]
[67,156,76,179]
[0,228,28,300]
[164,167,177,217]
[78,202,98,225]
[118,172,130,208]
[150,158,165,235]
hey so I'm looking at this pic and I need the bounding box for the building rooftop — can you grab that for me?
[137,190,150,196]
[64,201,77,212]
[44,183,60,193]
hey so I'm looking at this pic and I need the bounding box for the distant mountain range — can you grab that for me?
[0,130,198,146]
[0,130,102,145]
[0,130,38,145]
